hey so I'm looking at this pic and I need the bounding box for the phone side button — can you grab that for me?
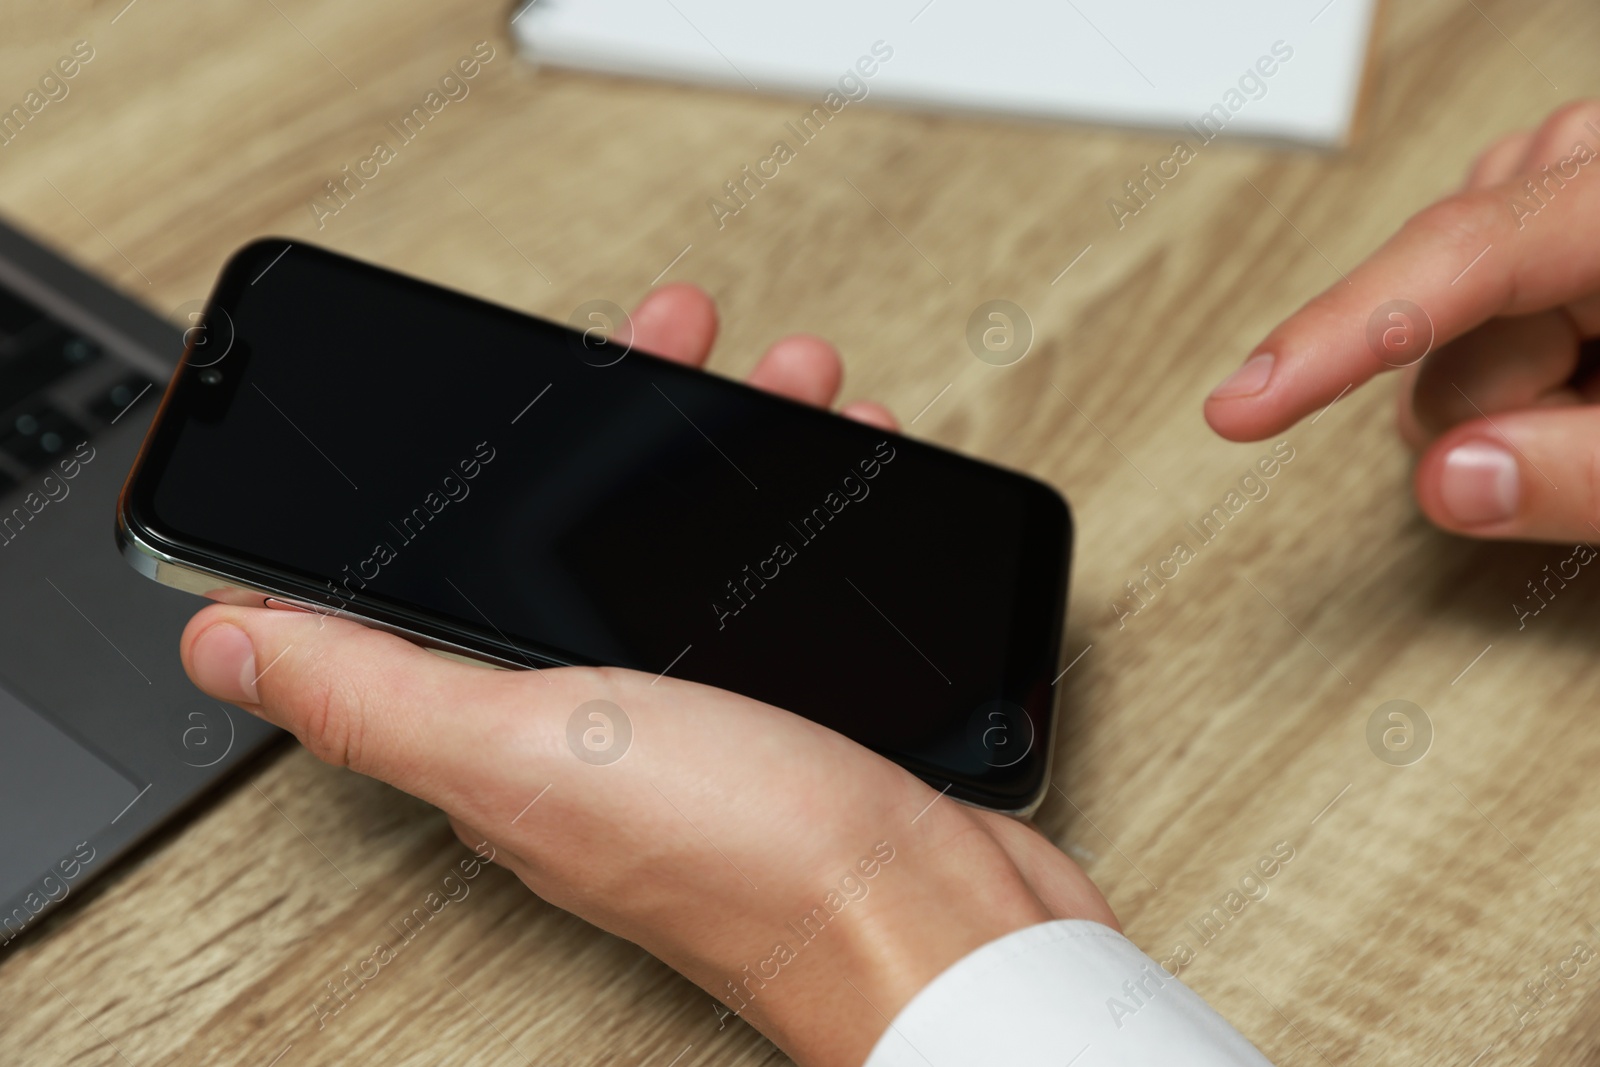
[263,597,317,614]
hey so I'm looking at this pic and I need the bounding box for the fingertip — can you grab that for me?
[630,282,719,365]
[772,333,841,366]
[179,602,439,718]
[1201,398,1275,442]
[1207,352,1275,402]
[181,603,265,684]
[639,280,714,309]
[747,334,843,407]
[1413,405,1600,545]
[1203,352,1289,441]
[180,602,330,666]
[185,617,262,705]
[1413,427,1521,536]
[840,400,899,431]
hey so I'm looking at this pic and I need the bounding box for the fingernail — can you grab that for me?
[191,623,261,703]
[1209,353,1275,401]
[1440,442,1519,525]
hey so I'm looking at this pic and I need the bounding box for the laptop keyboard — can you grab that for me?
[0,283,158,493]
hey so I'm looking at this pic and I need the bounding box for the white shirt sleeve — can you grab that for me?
[860,920,1274,1067]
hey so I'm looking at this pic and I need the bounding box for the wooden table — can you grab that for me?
[4,2,1599,1064]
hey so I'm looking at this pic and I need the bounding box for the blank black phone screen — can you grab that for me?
[125,241,1070,808]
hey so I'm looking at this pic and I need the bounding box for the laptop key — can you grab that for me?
[0,326,101,413]
[1,403,87,471]
[0,288,43,340]
[88,372,158,425]
[61,334,99,368]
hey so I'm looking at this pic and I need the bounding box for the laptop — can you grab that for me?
[0,217,280,953]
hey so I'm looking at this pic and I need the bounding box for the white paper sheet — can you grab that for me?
[510,0,1378,146]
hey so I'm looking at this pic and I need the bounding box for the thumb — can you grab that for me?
[180,604,579,810]
[1415,406,1600,542]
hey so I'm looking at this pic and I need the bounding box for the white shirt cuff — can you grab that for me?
[860,920,1274,1067]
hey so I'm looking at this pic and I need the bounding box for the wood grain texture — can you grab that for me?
[2,1,1599,1064]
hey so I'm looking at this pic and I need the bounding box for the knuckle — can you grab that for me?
[1405,190,1508,251]
[1538,99,1600,148]
[293,660,368,771]
[1467,131,1529,186]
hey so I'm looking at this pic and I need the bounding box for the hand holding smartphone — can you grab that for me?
[118,241,1073,811]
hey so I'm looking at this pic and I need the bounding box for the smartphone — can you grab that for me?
[117,240,1072,813]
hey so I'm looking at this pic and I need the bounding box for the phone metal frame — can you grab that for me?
[116,515,530,672]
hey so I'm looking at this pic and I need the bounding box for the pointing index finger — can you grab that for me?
[1206,105,1600,441]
